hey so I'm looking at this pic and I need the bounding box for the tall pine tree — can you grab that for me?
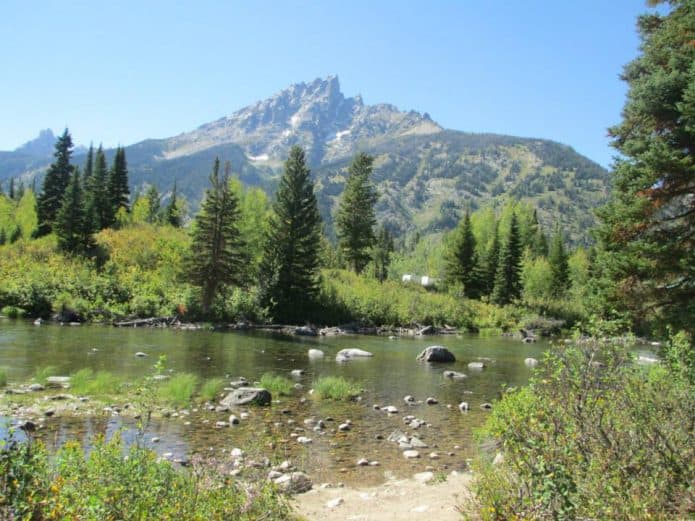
[335,153,378,273]
[596,0,695,333]
[165,181,181,227]
[85,146,112,230]
[259,146,322,322]
[108,147,130,214]
[372,226,394,283]
[492,212,522,305]
[548,226,570,297]
[54,168,93,254]
[186,159,246,314]
[445,211,484,298]
[483,221,501,296]
[37,129,74,235]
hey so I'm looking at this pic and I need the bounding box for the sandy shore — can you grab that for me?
[294,470,474,521]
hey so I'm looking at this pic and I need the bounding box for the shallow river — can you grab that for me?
[0,321,547,485]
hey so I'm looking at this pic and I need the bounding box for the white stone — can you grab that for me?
[403,450,420,459]
[414,471,434,483]
[325,497,344,509]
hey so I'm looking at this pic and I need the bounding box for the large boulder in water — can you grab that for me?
[221,387,272,407]
[336,348,373,362]
[417,345,456,363]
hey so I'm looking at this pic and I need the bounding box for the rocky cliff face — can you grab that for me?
[163,76,441,165]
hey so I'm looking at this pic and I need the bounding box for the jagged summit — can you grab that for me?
[15,129,56,157]
[164,76,441,164]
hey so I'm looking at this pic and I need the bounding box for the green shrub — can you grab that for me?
[0,434,291,520]
[157,373,199,407]
[312,376,362,401]
[69,368,122,396]
[259,373,294,397]
[199,377,226,402]
[471,341,695,520]
[0,306,26,318]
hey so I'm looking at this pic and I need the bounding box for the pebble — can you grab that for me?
[458,402,470,412]
[368,460,380,466]
[231,447,244,458]
[151,437,160,443]
[297,436,312,444]
[356,458,369,466]
[215,421,228,428]
[480,402,493,410]
[404,395,415,404]
[429,452,440,459]
[338,423,351,432]
[240,412,249,420]
[325,497,344,509]
[403,450,420,459]
[135,352,148,357]
[229,414,240,425]
[426,397,438,405]
[383,405,398,414]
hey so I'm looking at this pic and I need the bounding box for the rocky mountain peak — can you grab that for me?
[164,76,442,164]
[15,129,56,157]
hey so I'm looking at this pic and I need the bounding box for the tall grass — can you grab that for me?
[312,376,362,401]
[69,368,122,396]
[33,366,57,385]
[259,373,294,396]
[199,377,226,402]
[157,373,198,407]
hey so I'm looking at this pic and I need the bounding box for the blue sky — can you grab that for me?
[0,1,657,167]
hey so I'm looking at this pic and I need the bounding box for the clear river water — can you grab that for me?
[0,320,548,485]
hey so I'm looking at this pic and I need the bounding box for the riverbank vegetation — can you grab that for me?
[470,333,694,520]
[312,376,362,401]
[0,434,292,520]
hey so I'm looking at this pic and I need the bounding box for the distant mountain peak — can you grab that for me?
[164,76,442,163]
[15,129,56,157]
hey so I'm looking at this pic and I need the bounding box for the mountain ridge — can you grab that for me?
[0,76,609,243]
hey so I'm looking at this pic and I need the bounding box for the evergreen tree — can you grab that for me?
[259,146,322,322]
[8,178,15,200]
[85,146,111,230]
[54,168,92,254]
[165,182,181,227]
[37,129,74,235]
[483,221,500,296]
[335,153,378,273]
[373,226,394,283]
[548,226,570,297]
[16,182,24,201]
[186,159,246,314]
[108,147,130,214]
[0,228,5,245]
[83,144,94,184]
[145,185,161,224]
[445,211,484,298]
[596,0,695,332]
[492,212,523,304]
